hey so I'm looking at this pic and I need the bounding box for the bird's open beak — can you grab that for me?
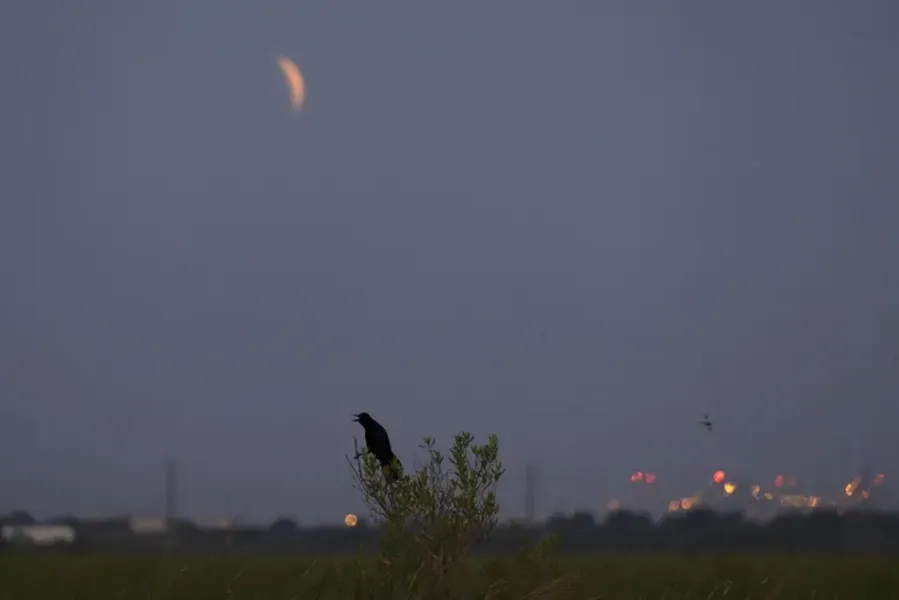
[351,414,360,422]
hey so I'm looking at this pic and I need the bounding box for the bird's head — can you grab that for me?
[352,412,372,425]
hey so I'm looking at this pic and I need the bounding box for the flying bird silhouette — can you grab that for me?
[698,414,713,432]
[352,412,403,483]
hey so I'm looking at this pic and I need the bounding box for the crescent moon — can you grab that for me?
[276,55,305,111]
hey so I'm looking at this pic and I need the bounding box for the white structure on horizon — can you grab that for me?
[2,524,75,545]
[128,516,169,534]
[195,517,235,530]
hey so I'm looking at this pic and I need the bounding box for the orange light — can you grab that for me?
[712,470,726,484]
[630,471,644,483]
[780,494,816,508]
[845,477,861,496]
[344,513,358,527]
[723,482,737,495]
[774,475,784,488]
[667,500,681,512]
[645,473,657,484]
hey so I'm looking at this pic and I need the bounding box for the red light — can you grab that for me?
[645,473,657,484]
[713,470,726,484]
[630,471,644,483]
[774,475,784,488]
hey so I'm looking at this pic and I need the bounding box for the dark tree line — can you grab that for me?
[3,509,899,554]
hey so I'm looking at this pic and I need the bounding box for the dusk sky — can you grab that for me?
[2,1,898,524]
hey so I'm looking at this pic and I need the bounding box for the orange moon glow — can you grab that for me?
[276,55,305,111]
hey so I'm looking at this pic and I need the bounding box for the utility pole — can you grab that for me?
[163,458,179,553]
[525,463,537,523]
[164,458,178,521]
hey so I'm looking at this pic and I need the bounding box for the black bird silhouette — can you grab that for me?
[352,412,403,483]
[698,414,713,432]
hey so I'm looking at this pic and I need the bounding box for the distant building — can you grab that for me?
[2,524,75,545]
[129,516,169,534]
[195,518,235,531]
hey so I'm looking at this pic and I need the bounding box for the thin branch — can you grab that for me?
[347,436,397,524]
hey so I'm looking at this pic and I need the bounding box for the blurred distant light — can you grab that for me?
[607,499,621,511]
[344,513,358,527]
[681,498,695,510]
[861,490,870,499]
[774,475,784,488]
[667,500,681,512]
[750,484,761,498]
[780,495,817,508]
[845,477,861,497]
[645,473,657,484]
[713,470,726,484]
[763,492,774,501]
[630,471,644,483]
[874,473,886,486]
[723,482,737,496]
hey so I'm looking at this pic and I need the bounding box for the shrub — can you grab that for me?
[348,432,567,599]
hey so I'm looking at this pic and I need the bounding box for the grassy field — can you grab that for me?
[3,554,899,599]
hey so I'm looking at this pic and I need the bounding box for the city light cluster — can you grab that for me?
[620,468,889,516]
[630,471,657,484]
